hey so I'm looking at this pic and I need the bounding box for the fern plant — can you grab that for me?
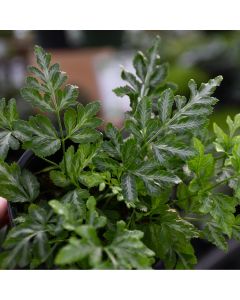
[0,36,239,269]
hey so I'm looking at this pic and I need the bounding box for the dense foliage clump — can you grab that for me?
[0,37,240,269]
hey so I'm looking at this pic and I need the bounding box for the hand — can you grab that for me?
[0,197,9,227]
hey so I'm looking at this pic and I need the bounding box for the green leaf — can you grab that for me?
[0,131,19,160]
[135,96,152,129]
[49,198,84,230]
[14,115,61,157]
[116,36,163,111]
[0,160,39,202]
[64,103,102,143]
[189,76,223,102]
[157,88,174,123]
[0,235,32,269]
[0,98,19,128]
[105,221,155,269]
[202,223,228,251]
[21,87,54,112]
[133,51,147,81]
[0,205,51,269]
[169,118,206,133]
[22,46,78,113]
[21,169,40,202]
[62,188,89,218]
[175,95,187,110]
[121,172,137,203]
[55,236,100,266]
[93,153,121,175]
[113,85,135,98]
[121,137,139,169]
[226,114,240,137]
[53,194,107,267]
[121,69,141,92]
[49,170,71,188]
[86,196,107,229]
[230,143,240,172]
[56,85,79,111]
[51,71,68,91]
[213,123,230,152]
[103,123,122,159]
[149,63,168,87]
[152,141,194,165]
[200,194,237,237]
[0,98,20,159]
[188,138,215,180]
[133,162,181,194]
[174,243,197,269]
[143,76,221,143]
[177,182,190,210]
[56,216,104,267]
[58,144,101,187]
[141,208,199,269]
[78,172,107,188]
[34,45,51,70]
[232,215,240,241]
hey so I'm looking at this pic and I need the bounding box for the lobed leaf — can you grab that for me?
[0,98,20,159]
[0,205,52,269]
[121,172,137,203]
[0,160,39,203]
[14,115,61,157]
[105,221,155,269]
[64,102,102,143]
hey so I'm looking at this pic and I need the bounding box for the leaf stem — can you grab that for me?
[39,156,59,168]
[34,165,59,175]
[48,78,68,176]
[203,175,237,193]
[140,38,159,98]
[183,216,202,222]
[144,100,194,147]
[180,175,238,204]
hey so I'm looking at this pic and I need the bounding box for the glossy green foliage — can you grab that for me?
[64,102,102,143]
[0,205,53,269]
[0,99,20,159]
[1,37,240,270]
[0,160,39,203]
[21,45,78,113]
[14,115,61,157]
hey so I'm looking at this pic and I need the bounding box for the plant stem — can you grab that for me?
[180,175,238,204]
[34,165,59,175]
[140,39,159,98]
[183,216,202,222]
[203,175,237,193]
[39,156,59,168]
[48,80,68,176]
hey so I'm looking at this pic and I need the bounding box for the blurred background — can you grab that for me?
[1,30,240,128]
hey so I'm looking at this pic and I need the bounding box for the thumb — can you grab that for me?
[0,197,9,227]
